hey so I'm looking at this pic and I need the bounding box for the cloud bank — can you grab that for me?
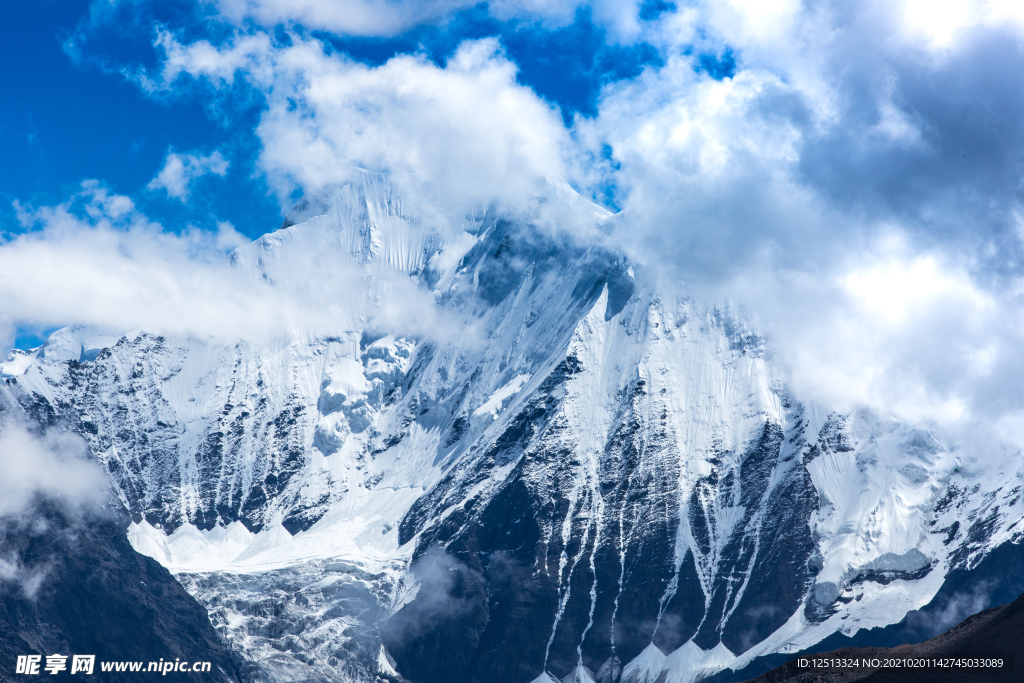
[0,179,470,353]
[6,0,1024,445]
[588,0,1024,428]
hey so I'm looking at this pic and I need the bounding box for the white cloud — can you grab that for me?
[212,0,476,37]
[214,220,248,250]
[0,180,471,353]
[0,426,107,518]
[571,0,1024,432]
[0,426,108,597]
[209,0,643,40]
[0,551,49,599]
[739,245,1024,426]
[899,0,1024,50]
[842,253,991,325]
[580,60,815,281]
[154,32,571,219]
[147,149,229,201]
[2,182,283,344]
[49,0,1024,442]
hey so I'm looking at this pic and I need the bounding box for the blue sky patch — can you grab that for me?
[319,6,663,123]
[696,48,736,80]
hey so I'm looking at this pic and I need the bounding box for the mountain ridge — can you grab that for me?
[3,174,1023,682]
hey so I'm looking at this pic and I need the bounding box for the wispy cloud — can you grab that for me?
[148,149,229,201]
[0,425,107,598]
[210,0,645,40]
[0,426,107,519]
[0,179,474,354]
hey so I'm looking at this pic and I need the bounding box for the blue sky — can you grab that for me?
[3,0,1024,427]
[0,0,692,250]
[0,0,680,347]
[0,2,260,230]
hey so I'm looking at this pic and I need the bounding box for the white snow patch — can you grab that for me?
[472,373,531,427]
[661,641,736,683]
[806,415,950,606]
[130,485,424,575]
[561,663,596,683]
[376,645,399,677]
[428,229,480,292]
[39,326,122,363]
[321,357,372,406]
[128,520,254,571]
[0,348,39,377]
[621,643,667,683]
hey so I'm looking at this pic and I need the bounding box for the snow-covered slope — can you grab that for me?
[4,173,1023,683]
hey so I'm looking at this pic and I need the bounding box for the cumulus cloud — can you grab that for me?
[151,32,571,219]
[148,149,229,201]
[724,240,1024,428]
[213,0,475,37]
[2,182,283,346]
[38,0,1024,440]
[567,0,1024,432]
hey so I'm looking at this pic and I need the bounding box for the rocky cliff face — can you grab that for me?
[740,587,1024,683]
[3,174,1023,683]
[0,386,244,683]
[0,502,244,683]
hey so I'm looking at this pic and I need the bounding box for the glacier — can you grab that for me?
[2,172,1023,683]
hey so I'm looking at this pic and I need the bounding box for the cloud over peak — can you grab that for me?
[8,0,1024,448]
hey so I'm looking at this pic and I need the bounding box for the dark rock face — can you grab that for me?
[737,588,1024,683]
[865,591,1024,683]
[3,336,327,536]
[385,369,821,683]
[13,335,376,545]
[712,540,1024,683]
[0,503,244,682]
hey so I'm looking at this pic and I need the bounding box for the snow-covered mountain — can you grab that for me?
[3,173,1023,683]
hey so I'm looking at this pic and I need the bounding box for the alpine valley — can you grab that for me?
[3,174,1023,683]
